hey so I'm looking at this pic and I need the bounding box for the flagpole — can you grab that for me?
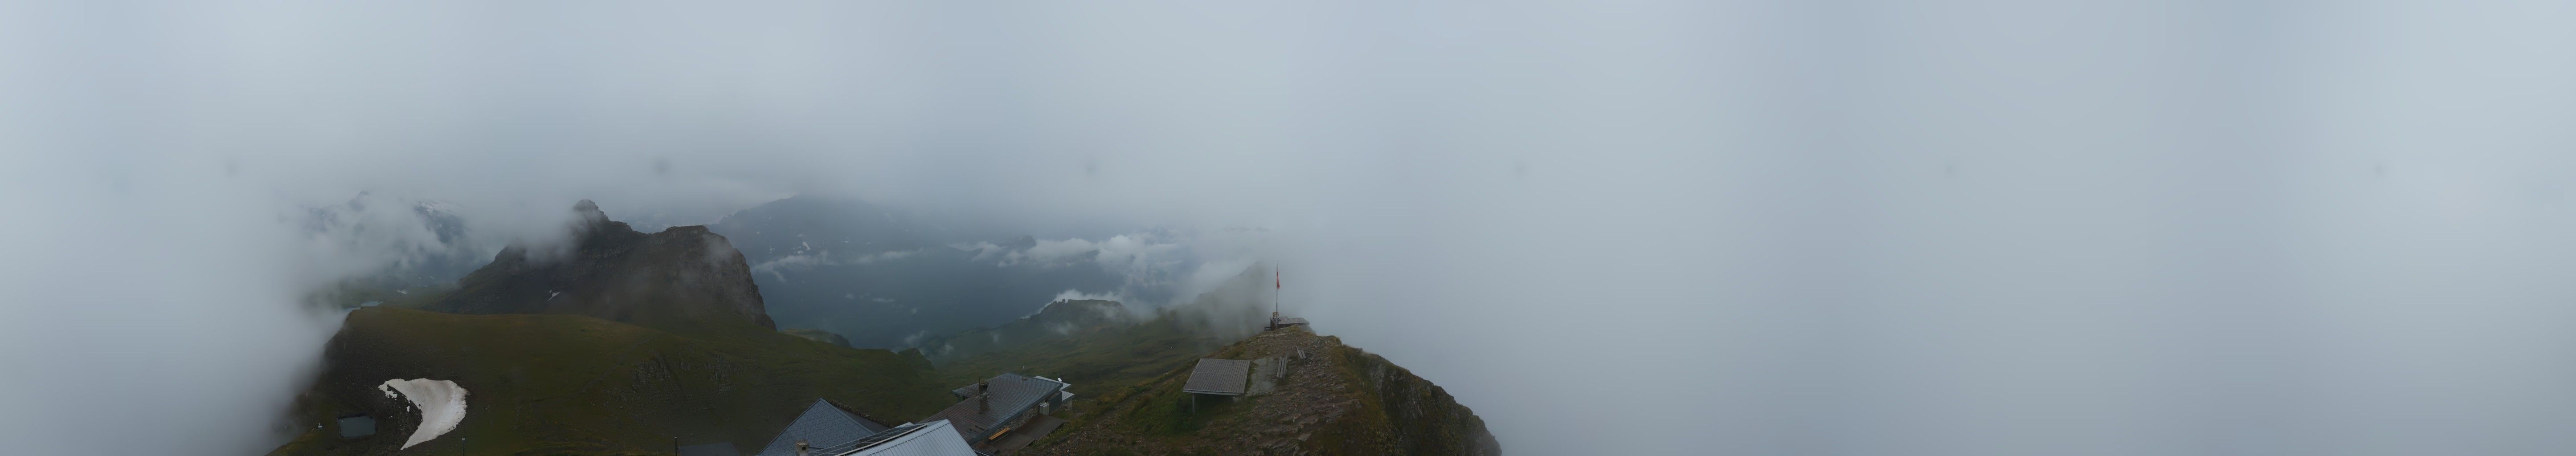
[1274,263,1280,318]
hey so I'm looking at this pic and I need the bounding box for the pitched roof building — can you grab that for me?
[755,399,893,456]
[846,420,983,456]
[923,373,1071,445]
[770,420,980,456]
[1267,312,1308,331]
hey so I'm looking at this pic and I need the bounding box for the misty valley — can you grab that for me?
[270,200,1496,456]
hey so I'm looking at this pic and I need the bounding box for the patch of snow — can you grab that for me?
[751,252,837,282]
[849,249,916,265]
[380,379,469,449]
[1051,289,1124,305]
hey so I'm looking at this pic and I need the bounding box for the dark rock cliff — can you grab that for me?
[430,200,773,333]
[1344,345,1504,456]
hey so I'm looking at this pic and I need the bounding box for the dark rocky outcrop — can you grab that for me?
[1346,344,1505,456]
[428,200,773,333]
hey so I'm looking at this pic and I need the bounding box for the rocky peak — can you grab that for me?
[570,199,621,229]
[431,200,775,333]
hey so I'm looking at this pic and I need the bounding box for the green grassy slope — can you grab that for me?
[781,328,853,348]
[935,308,1222,407]
[930,265,1283,408]
[268,308,952,456]
[1021,328,1501,456]
[923,300,1141,362]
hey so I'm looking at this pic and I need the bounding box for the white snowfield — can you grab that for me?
[378,379,469,449]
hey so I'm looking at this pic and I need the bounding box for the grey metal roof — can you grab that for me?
[795,422,924,456]
[1182,358,1251,396]
[755,399,895,456]
[922,373,1067,441]
[1273,318,1308,326]
[844,420,980,456]
[767,419,978,456]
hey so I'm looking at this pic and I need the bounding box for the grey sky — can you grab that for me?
[5,0,2576,455]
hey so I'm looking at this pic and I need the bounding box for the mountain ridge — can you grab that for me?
[428,200,774,333]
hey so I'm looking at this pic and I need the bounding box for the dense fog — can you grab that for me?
[4,0,2576,455]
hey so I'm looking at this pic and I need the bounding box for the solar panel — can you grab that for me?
[1193,358,1251,373]
[1183,358,1252,395]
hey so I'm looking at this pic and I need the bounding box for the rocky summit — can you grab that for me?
[429,200,774,333]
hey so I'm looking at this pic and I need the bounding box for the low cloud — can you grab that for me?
[9,1,2576,455]
[748,252,834,283]
[851,250,919,265]
[749,248,930,282]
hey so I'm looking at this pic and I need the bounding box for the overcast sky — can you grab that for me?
[6,0,2576,455]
